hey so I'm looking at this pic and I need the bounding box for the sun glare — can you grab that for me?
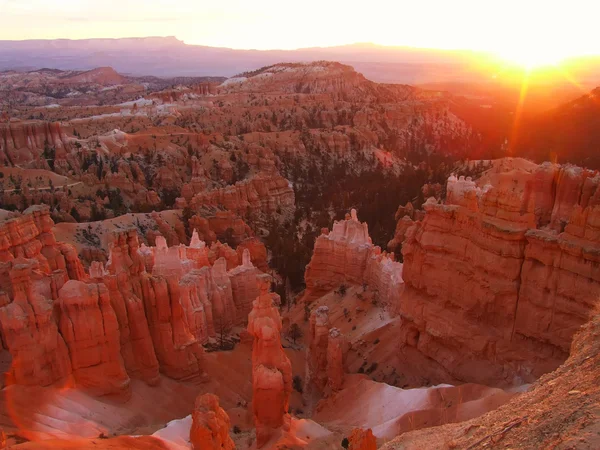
[494,47,564,70]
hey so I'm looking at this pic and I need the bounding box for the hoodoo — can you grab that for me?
[190,393,235,450]
[303,209,403,307]
[247,275,292,448]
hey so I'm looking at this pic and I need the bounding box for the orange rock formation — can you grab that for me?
[0,207,264,390]
[348,428,377,450]
[303,209,403,306]
[190,172,295,219]
[400,162,600,385]
[306,307,346,399]
[190,393,235,450]
[247,275,292,448]
[57,280,130,396]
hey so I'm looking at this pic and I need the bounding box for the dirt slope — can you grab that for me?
[381,308,600,450]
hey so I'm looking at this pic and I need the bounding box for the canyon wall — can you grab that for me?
[190,172,295,219]
[400,161,600,385]
[0,207,263,392]
[303,209,403,305]
[0,121,70,167]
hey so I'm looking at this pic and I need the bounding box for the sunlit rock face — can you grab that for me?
[0,207,74,387]
[401,161,600,386]
[303,209,403,306]
[0,257,72,387]
[190,393,235,450]
[247,275,292,448]
[190,172,295,219]
[0,121,70,167]
[57,280,130,396]
[229,249,262,324]
[100,229,161,386]
[348,428,377,450]
[0,206,264,391]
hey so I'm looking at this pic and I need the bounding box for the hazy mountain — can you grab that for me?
[0,36,559,83]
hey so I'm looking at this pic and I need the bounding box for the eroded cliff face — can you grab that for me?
[400,161,600,385]
[303,209,403,305]
[0,207,264,391]
[0,121,70,167]
[0,206,77,387]
[57,280,130,396]
[305,306,347,399]
[190,172,295,220]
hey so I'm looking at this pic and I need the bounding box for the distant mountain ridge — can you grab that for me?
[0,36,553,83]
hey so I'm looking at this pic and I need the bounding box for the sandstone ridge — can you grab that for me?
[400,160,600,385]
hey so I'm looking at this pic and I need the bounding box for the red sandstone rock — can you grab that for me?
[190,393,235,450]
[304,209,403,306]
[348,428,377,450]
[306,306,331,396]
[306,306,347,399]
[57,280,130,396]
[0,207,83,387]
[141,273,204,379]
[0,121,70,168]
[400,163,600,386]
[190,216,217,245]
[229,249,262,324]
[237,237,268,272]
[326,328,346,392]
[0,258,72,386]
[387,215,415,254]
[151,212,182,247]
[208,210,252,244]
[102,230,160,385]
[247,276,292,448]
[209,242,239,271]
[190,172,295,219]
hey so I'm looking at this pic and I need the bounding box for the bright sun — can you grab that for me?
[494,46,564,70]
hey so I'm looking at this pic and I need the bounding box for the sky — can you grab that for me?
[1,0,599,64]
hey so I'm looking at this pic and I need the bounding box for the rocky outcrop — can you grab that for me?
[57,280,130,396]
[190,172,295,219]
[0,206,266,390]
[102,230,161,385]
[387,202,417,254]
[305,306,331,397]
[0,258,72,387]
[190,393,235,450]
[348,428,377,450]
[229,249,262,324]
[247,275,292,448]
[379,307,600,450]
[326,328,346,392]
[208,242,239,271]
[237,237,268,272]
[0,121,70,167]
[305,306,346,398]
[303,209,403,305]
[400,162,600,386]
[0,207,75,387]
